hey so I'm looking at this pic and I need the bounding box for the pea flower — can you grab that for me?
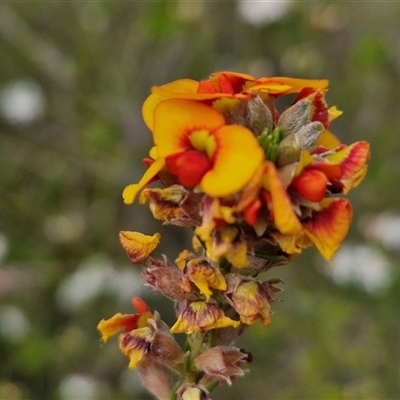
[123,99,264,204]
[98,298,183,370]
[170,301,240,334]
[97,297,153,343]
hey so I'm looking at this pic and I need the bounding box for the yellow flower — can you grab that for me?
[123,99,264,204]
[206,225,250,269]
[225,275,271,326]
[170,301,240,334]
[120,327,153,368]
[181,258,227,300]
[97,298,153,342]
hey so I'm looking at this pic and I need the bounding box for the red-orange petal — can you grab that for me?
[165,150,212,187]
[244,198,262,227]
[293,88,329,127]
[218,73,235,94]
[326,141,371,194]
[209,71,255,93]
[304,198,352,260]
[132,297,152,314]
[291,169,328,203]
[197,80,217,94]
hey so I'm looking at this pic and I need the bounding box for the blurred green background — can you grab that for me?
[0,1,399,399]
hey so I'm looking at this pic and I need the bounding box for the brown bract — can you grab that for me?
[194,346,251,385]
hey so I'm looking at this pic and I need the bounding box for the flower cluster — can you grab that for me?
[98,71,370,400]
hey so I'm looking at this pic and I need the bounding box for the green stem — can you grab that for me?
[207,329,216,348]
[253,252,284,261]
[182,332,205,383]
[206,380,219,393]
[169,381,181,400]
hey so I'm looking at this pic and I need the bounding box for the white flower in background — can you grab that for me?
[237,0,292,26]
[361,213,400,253]
[0,79,46,124]
[325,244,391,294]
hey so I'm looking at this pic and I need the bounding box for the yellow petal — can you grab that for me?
[153,99,226,158]
[328,106,343,122]
[271,231,313,256]
[142,79,199,131]
[256,77,329,95]
[120,327,153,368]
[201,125,264,197]
[185,258,227,300]
[119,231,161,263]
[192,235,203,252]
[97,310,152,342]
[97,313,130,342]
[206,225,249,268]
[122,157,165,204]
[149,146,158,159]
[263,162,302,235]
[175,249,195,269]
[316,130,341,149]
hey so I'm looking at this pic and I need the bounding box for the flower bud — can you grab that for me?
[224,274,272,326]
[177,384,211,400]
[276,133,301,167]
[277,121,324,167]
[227,95,273,137]
[278,88,329,136]
[297,121,325,152]
[278,97,313,137]
[119,317,184,370]
[193,346,251,385]
[291,169,328,203]
[142,257,196,302]
[147,319,184,368]
[137,357,173,400]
